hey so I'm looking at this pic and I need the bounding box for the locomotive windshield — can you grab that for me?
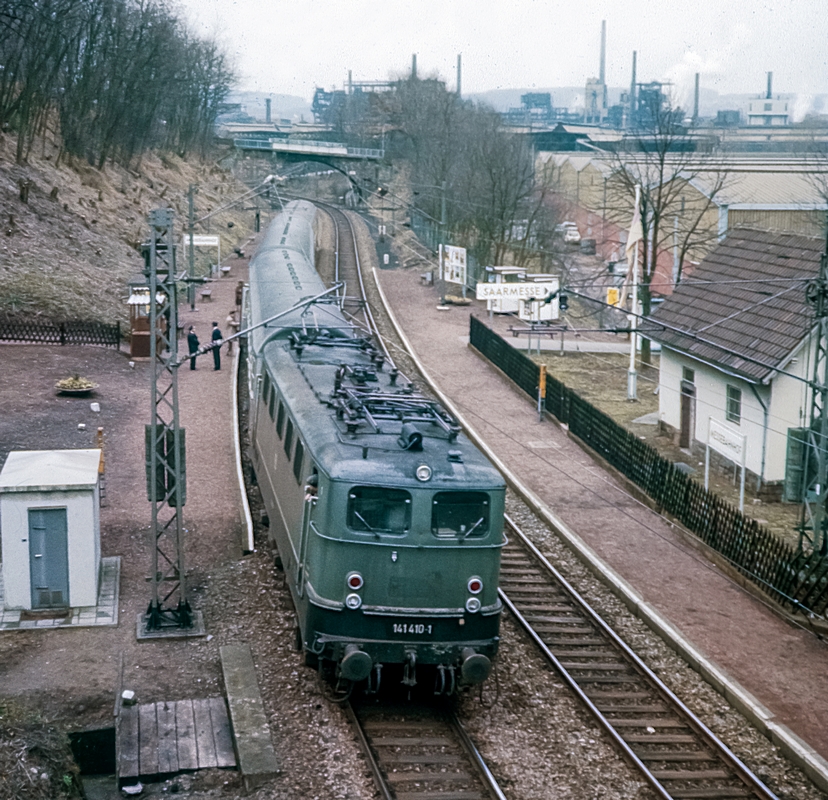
[348,487,411,535]
[431,492,490,538]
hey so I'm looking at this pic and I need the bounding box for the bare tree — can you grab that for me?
[604,96,730,361]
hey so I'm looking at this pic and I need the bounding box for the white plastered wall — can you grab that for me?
[1,487,100,610]
[658,347,809,483]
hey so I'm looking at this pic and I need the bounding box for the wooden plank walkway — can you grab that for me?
[118,698,236,784]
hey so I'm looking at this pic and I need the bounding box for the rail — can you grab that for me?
[501,514,779,800]
[345,701,507,800]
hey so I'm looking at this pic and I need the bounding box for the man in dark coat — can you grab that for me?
[211,321,222,370]
[187,326,199,370]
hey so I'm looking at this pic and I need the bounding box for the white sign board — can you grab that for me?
[706,417,747,511]
[182,235,220,247]
[708,418,746,464]
[476,282,557,301]
[439,244,467,286]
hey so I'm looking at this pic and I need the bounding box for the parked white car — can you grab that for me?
[563,225,581,245]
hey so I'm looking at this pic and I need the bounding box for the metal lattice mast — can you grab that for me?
[144,208,192,630]
[799,226,828,556]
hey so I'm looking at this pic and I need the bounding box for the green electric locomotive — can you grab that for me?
[245,200,505,692]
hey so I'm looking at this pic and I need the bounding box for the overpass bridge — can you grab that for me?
[233,136,384,161]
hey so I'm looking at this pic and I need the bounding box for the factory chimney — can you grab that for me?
[457,53,462,97]
[693,73,699,124]
[411,54,417,80]
[348,70,353,94]
[629,50,637,127]
[265,97,271,124]
[599,20,606,85]
[766,71,773,99]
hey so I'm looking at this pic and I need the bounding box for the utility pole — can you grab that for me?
[140,208,198,636]
[799,225,828,556]
[627,184,641,401]
[187,184,197,310]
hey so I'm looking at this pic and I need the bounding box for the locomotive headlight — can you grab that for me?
[346,572,364,591]
[345,593,362,610]
[467,577,483,594]
[415,464,432,482]
[465,597,481,613]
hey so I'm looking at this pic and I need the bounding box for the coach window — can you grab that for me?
[726,385,742,425]
[262,372,271,408]
[293,440,304,482]
[284,418,294,456]
[268,384,275,420]
[347,487,411,535]
[432,492,490,538]
[276,401,286,438]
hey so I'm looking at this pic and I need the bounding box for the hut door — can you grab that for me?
[679,379,696,449]
[28,508,69,608]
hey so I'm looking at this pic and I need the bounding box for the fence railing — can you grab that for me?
[0,319,121,347]
[469,314,828,617]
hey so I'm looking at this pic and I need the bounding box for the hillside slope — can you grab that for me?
[0,135,255,325]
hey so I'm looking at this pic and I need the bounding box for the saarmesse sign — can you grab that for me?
[476,282,557,301]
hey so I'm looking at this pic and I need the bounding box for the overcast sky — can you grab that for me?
[177,0,827,109]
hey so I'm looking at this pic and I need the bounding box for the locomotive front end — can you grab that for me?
[300,429,506,692]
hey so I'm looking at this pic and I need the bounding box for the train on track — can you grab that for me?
[244,200,506,693]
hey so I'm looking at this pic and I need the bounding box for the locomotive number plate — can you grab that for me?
[391,622,433,636]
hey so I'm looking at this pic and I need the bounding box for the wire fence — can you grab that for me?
[469,314,828,617]
[0,319,121,347]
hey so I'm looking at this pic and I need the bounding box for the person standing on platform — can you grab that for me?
[187,326,200,370]
[211,321,223,370]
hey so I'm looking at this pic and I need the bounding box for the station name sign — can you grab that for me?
[475,282,557,301]
[182,235,220,247]
[708,418,746,463]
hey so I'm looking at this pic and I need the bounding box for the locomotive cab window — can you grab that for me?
[284,418,294,456]
[432,492,490,538]
[348,487,411,535]
[268,384,275,420]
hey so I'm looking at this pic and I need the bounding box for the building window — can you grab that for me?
[726,385,742,424]
[682,367,695,383]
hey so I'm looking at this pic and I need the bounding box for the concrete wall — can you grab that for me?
[658,347,810,483]
[1,487,100,610]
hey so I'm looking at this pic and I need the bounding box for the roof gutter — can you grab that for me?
[659,345,761,386]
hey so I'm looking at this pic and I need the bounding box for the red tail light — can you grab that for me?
[347,572,364,590]
[468,577,482,594]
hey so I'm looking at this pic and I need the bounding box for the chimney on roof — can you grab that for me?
[457,53,462,97]
[599,20,606,84]
[693,73,700,124]
[767,71,773,99]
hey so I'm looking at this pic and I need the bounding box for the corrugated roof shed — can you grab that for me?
[689,170,827,208]
[645,229,825,383]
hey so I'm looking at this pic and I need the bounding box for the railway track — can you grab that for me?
[499,514,778,800]
[345,701,507,800]
[323,204,396,367]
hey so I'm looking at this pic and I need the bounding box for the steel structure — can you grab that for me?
[799,227,828,556]
[144,207,192,631]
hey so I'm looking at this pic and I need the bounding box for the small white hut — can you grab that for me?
[0,450,102,610]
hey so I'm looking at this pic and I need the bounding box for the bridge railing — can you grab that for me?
[233,138,384,159]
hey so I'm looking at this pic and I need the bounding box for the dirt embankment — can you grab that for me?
[0,135,255,325]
